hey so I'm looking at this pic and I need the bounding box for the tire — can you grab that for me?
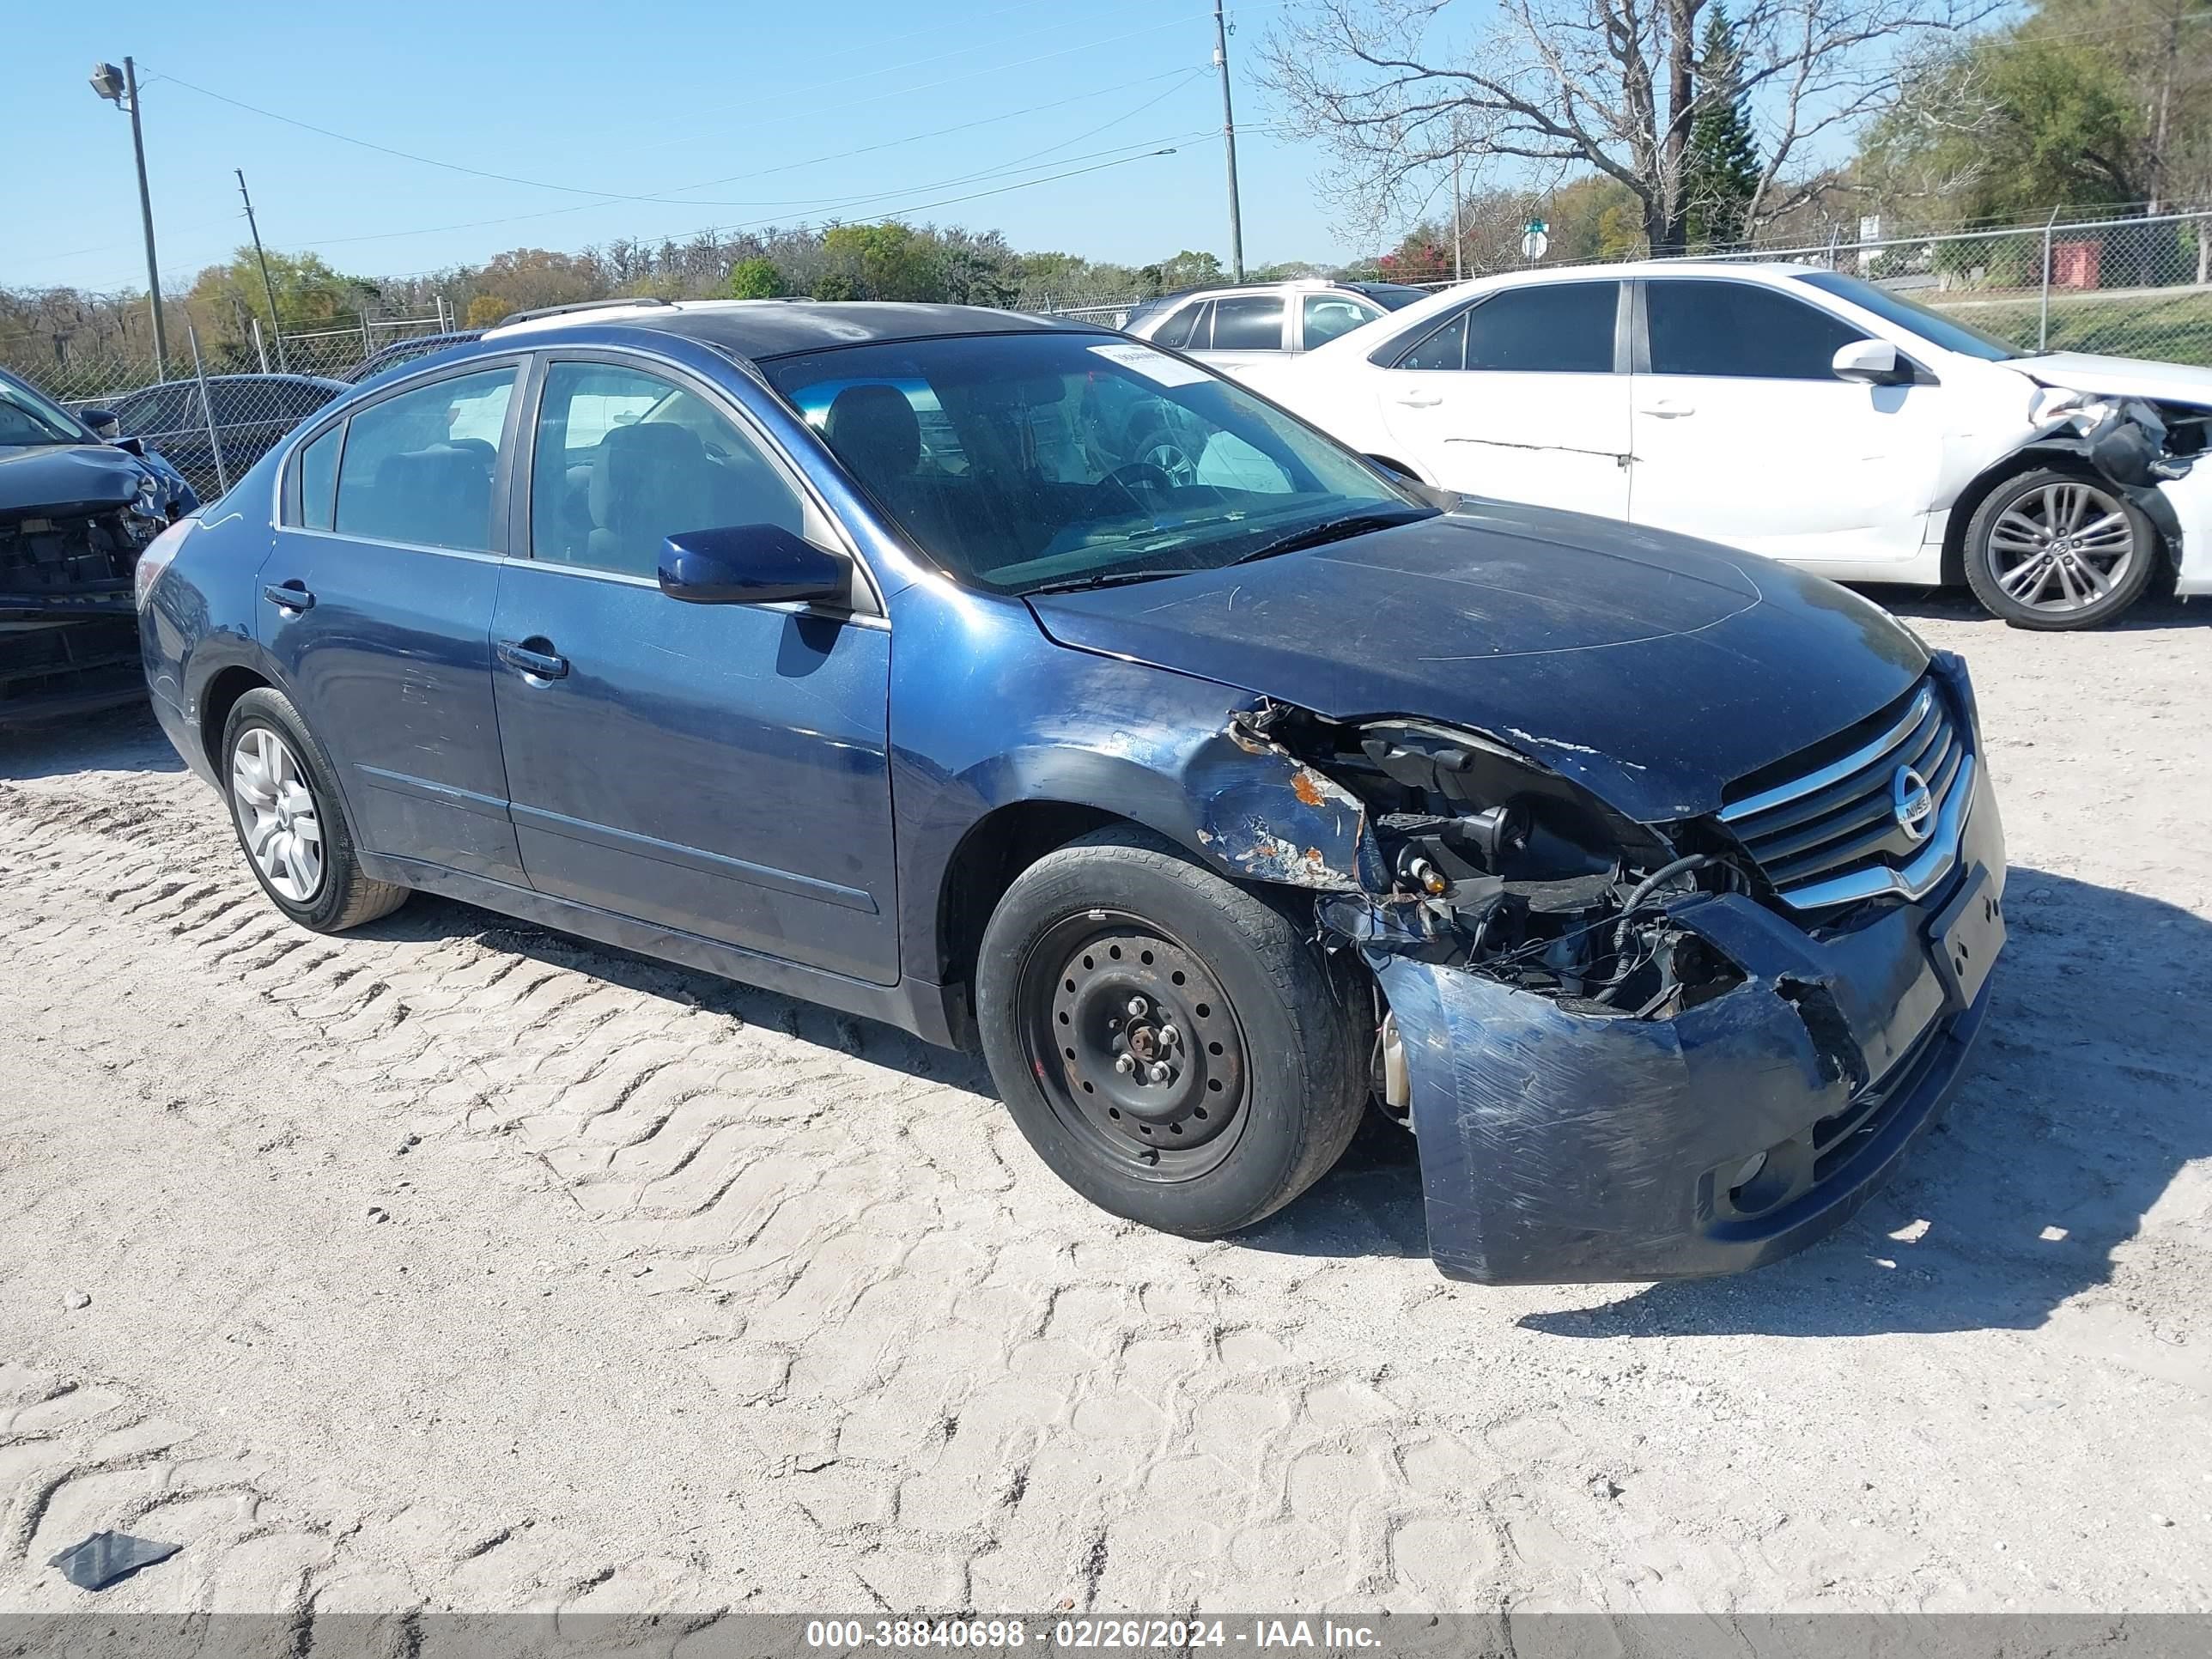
[1963,468,2158,629]
[222,686,408,933]
[975,826,1369,1238]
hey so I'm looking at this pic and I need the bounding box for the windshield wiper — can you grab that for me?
[1228,507,1433,567]
[1021,566,1206,597]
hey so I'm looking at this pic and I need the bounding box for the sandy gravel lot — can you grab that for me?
[0,592,2206,1621]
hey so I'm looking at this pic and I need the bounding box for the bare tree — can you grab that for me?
[1264,0,1997,254]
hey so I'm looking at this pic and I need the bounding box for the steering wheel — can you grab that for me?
[1095,460,1177,511]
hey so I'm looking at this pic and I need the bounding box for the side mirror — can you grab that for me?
[82,409,121,440]
[1832,339,1912,386]
[659,523,851,608]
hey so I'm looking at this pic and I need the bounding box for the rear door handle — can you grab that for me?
[1394,389,1443,408]
[262,581,315,611]
[496,639,569,680]
[1641,399,1696,417]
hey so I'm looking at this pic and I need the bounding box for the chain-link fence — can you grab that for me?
[1,311,458,504]
[1708,207,2212,363]
[1022,206,2212,369]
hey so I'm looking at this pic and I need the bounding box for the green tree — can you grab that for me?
[1682,5,1763,249]
[463,294,510,328]
[1152,250,1224,290]
[725,257,787,300]
[817,222,948,301]
[1859,0,2192,221]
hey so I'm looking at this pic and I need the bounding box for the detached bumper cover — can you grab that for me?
[1379,759,2006,1285]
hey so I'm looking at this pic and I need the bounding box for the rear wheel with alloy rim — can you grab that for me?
[222,686,409,932]
[1964,468,2158,629]
[975,826,1368,1238]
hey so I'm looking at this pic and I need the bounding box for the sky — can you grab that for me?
[5,0,1363,297]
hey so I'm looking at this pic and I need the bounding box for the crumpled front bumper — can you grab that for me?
[1374,759,2006,1285]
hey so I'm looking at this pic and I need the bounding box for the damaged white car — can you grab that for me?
[1234,262,2211,629]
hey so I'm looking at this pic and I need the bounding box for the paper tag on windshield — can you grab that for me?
[1088,342,1209,386]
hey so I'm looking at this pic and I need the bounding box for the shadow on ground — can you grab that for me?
[1856,586,2210,633]
[0,703,185,781]
[289,848,2212,1339]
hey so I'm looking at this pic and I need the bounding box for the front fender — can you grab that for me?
[887,585,1386,991]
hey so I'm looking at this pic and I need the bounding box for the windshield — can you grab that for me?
[1357,283,1431,311]
[0,374,90,446]
[1794,270,2021,362]
[764,331,1425,596]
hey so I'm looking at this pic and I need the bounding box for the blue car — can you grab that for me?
[137,300,2006,1284]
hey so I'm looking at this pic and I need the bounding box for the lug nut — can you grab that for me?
[1148,1061,1172,1084]
[1159,1024,1181,1048]
[1114,1054,1135,1074]
[1126,996,1149,1018]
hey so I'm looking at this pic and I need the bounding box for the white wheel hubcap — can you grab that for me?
[231,726,325,903]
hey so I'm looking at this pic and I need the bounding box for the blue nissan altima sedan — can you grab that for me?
[136,299,2006,1284]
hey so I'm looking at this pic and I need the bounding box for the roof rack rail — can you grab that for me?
[494,296,676,327]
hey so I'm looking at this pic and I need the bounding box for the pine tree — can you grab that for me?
[1683,5,1764,251]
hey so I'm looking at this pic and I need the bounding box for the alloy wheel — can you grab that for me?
[1984,478,2138,616]
[230,726,325,902]
[1020,914,1249,1182]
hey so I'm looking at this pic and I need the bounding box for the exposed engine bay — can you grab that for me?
[1,507,152,605]
[0,503,168,723]
[1212,702,1753,1043]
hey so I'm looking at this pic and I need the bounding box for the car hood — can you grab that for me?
[2008,350,2212,407]
[1024,504,1929,823]
[0,441,155,521]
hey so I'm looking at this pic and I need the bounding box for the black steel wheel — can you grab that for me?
[1023,914,1250,1182]
[975,826,1369,1238]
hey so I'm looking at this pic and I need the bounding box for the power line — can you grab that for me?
[139,9,1228,209]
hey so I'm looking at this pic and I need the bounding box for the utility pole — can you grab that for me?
[90,58,168,374]
[1451,155,1464,282]
[1212,0,1245,281]
[236,170,290,372]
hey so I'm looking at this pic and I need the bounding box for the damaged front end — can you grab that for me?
[1196,682,2003,1285]
[1,490,169,725]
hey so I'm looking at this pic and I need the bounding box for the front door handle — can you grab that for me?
[496,639,569,680]
[262,581,315,612]
[1641,398,1696,417]
[1394,388,1443,408]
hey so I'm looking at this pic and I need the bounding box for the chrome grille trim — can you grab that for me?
[1718,687,1934,825]
[1720,682,1976,911]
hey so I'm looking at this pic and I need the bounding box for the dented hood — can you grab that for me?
[2009,350,2212,407]
[1024,503,1928,823]
[0,441,154,521]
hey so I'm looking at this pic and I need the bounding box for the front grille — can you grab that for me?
[1719,681,1972,910]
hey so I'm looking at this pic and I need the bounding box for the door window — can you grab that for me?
[1395,312,1469,371]
[530,362,805,580]
[1646,280,1869,379]
[1462,283,1619,373]
[298,425,340,531]
[1302,294,1377,348]
[1152,300,1212,350]
[276,380,340,419]
[331,367,516,551]
[1210,295,1285,351]
[119,386,195,436]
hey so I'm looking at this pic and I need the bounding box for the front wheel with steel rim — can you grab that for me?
[975,826,1368,1239]
[1964,468,2159,630]
[222,686,409,933]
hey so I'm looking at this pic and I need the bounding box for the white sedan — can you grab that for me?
[1232,260,2212,629]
